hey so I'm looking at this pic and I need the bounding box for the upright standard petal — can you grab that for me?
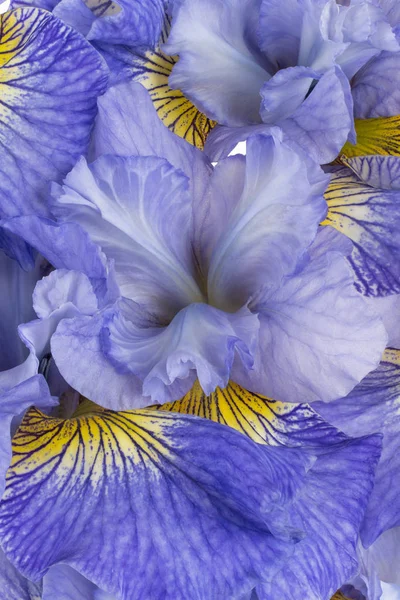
[205,133,328,312]
[277,67,355,164]
[322,165,400,296]
[236,227,387,403]
[0,403,312,599]
[0,8,108,218]
[90,80,213,195]
[164,0,271,126]
[205,68,354,165]
[161,381,382,600]
[104,300,260,402]
[51,154,204,320]
[316,348,400,546]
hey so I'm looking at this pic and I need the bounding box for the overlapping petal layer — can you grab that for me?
[160,381,382,600]
[322,166,400,296]
[0,547,42,600]
[236,227,387,403]
[0,403,314,599]
[0,8,108,219]
[316,348,400,546]
[51,154,203,320]
[100,18,216,149]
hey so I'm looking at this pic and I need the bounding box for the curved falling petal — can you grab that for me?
[0,8,108,219]
[159,381,382,600]
[0,403,315,599]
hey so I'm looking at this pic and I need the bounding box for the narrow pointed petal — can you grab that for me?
[0,8,108,218]
[316,348,400,546]
[0,404,313,599]
[323,166,400,296]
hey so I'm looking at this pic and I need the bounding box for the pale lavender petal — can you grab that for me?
[51,154,203,321]
[103,299,260,402]
[164,0,271,126]
[51,312,150,409]
[206,133,328,311]
[234,227,387,403]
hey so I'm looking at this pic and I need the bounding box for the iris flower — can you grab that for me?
[0,241,383,599]
[161,0,400,164]
[4,81,387,407]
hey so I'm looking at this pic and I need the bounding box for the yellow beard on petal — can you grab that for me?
[341,115,400,158]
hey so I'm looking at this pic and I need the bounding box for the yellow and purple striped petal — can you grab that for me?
[0,8,108,219]
[160,381,382,600]
[322,166,400,296]
[0,401,315,599]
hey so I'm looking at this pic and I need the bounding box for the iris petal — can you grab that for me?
[0,403,314,599]
[160,381,382,599]
[322,166,400,296]
[51,154,203,320]
[0,546,42,600]
[0,8,108,218]
[160,380,347,447]
[316,348,400,546]
[341,115,400,158]
[98,17,216,149]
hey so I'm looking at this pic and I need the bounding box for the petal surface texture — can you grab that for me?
[0,404,315,599]
[161,381,382,600]
[316,348,400,546]
[51,154,203,320]
[235,227,387,403]
[323,165,400,296]
[0,8,108,218]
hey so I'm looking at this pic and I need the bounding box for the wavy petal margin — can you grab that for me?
[0,402,313,599]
